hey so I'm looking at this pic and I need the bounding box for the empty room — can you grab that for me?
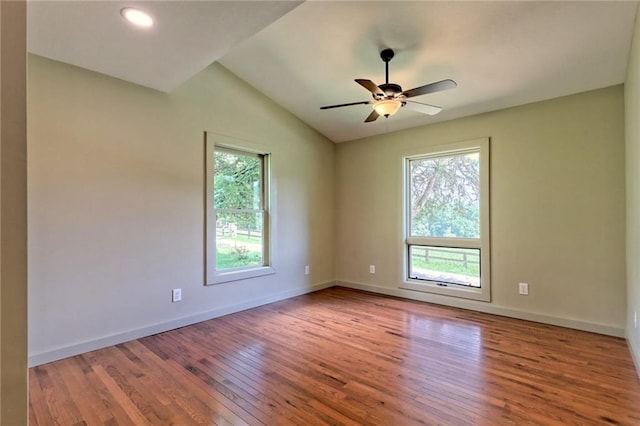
[2,0,640,424]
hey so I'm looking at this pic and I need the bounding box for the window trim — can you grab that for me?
[205,133,275,285]
[400,137,491,302]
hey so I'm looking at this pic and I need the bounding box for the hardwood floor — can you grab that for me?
[30,287,640,425]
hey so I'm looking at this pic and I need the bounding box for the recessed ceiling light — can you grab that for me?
[120,7,154,28]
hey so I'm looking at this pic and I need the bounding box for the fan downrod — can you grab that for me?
[379,48,400,95]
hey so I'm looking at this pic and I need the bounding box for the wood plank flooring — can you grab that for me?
[29,287,640,425]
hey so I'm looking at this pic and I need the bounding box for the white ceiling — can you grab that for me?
[27,1,302,92]
[27,1,638,143]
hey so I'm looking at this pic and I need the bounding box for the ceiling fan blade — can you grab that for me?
[355,79,384,96]
[403,100,443,116]
[364,110,379,123]
[320,100,370,110]
[402,79,457,99]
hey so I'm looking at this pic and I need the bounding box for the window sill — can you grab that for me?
[400,279,490,302]
[207,266,275,286]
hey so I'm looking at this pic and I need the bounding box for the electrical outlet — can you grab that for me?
[172,288,182,303]
[305,265,310,275]
[369,265,375,274]
[518,282,529,296]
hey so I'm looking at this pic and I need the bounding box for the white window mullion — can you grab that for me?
[406,237,481,249]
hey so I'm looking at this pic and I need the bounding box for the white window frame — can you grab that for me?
[205,133,275,285]
[400,137,491,302]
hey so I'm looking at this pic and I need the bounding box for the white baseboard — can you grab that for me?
[30,280,627,367]
[337,280,625,338]
[628,332,640,379]
[28,281,335,367]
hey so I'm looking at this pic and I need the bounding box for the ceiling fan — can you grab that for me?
[320,48,457,123]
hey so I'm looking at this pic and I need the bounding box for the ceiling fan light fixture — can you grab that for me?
[373,99,401,117]
[320,49,456,123]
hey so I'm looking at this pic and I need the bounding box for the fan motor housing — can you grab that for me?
[379,83,402,97]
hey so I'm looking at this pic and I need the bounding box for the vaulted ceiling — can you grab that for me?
[28,1,638,143]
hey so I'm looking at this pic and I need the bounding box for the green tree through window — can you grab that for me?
[410,153,480,238]
[213,149,266,271]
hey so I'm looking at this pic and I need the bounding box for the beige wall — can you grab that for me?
[0,0,28,423]
[26,39,634,368]
[336,86,626,334]
[625,6,640,373]
[27,55,335,364]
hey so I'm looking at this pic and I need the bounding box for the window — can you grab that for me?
[402,138,490,301]
[205,134,274,285]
